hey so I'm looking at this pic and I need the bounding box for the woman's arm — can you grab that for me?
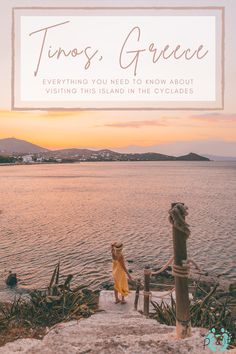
[119,255,132,280]
[111,244,116,260]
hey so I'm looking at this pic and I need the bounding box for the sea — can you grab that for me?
[0,161,235,300]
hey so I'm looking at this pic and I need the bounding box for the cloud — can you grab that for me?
[0,110,83,119]
[40,111,83,118]
[97,119,167,128]
[190,113,236,123]
[0,110,34,118]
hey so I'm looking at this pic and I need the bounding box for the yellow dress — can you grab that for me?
[112,259,129,296]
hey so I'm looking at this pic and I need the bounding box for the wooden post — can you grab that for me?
[171,202,191,339]
[134,278,141,310]
[143,266,151,316]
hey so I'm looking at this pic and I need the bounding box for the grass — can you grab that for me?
[0,263,99,346]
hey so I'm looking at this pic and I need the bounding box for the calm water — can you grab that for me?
[0,162,235,298]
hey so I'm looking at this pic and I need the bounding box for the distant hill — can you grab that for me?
[0,138,49,154]
[175,153,209,161]
[48,148,95,158]
[46,149,209,161]
[0,138,210,161]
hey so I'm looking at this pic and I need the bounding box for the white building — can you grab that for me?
[22,155,33,163]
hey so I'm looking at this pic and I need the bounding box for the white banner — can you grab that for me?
[12,7,224,110]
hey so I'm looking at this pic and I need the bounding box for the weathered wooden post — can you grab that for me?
[143,265,151,316]
[169,202,191,339]
[134,278,141,310]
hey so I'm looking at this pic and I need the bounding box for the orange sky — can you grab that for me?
[0,110,235,151]
[0,0,235,155]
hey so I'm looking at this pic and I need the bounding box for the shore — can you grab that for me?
[0,271,236,348]
[0,161,75,166]
[0,291,235,354]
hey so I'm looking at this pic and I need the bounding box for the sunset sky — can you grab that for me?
[0,0,235,156]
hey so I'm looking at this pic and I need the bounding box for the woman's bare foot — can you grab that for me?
[120,296,126,304]
[115,299,121,304]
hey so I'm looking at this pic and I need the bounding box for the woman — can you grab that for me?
[111,242,132,304]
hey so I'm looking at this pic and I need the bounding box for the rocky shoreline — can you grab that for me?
[1,264,235,349]
[0,291,235,354]
[101,262,236,295]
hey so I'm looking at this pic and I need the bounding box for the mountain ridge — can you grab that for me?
[0,137,49,154]
[0,138,210,161]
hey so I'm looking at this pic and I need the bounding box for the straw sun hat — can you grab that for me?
[113,242,123,252]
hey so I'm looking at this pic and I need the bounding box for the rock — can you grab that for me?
[229,283,236,292]
[152,268,173,279]
[100,281,114,290]
[5,271,18,287]
[215,290,236,299]
[82,288,94,296]
[0,291,235,354]
[128,279,139,289]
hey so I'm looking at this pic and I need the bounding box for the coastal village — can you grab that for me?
[0,138,210,165]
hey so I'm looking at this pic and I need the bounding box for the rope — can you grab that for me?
[134,279,144,287]
[149,283,174,288]
[168,203,190,237]
[133,250,216,311]
[183,259,200,271]
[150,257,196,279]
[172,263,190,278]
[151,256,174,276]
[150,287,175,300]
[171,259,204,278]
[135,257,206,283]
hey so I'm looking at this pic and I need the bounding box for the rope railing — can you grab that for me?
[151,256,174,276]
[133,202,213,340]
[133,254,208,311]
[150,287,175,300]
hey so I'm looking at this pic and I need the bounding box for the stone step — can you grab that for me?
[0,291,235,354]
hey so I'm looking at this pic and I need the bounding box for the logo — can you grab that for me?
[204,328,232,352]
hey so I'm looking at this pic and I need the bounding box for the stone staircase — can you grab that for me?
[0,291,235,354]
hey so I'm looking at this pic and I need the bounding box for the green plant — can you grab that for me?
[0,263,99,330]
[150,283,236,348]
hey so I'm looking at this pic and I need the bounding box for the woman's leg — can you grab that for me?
[114,289,120,303]
[121,295,126,304]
